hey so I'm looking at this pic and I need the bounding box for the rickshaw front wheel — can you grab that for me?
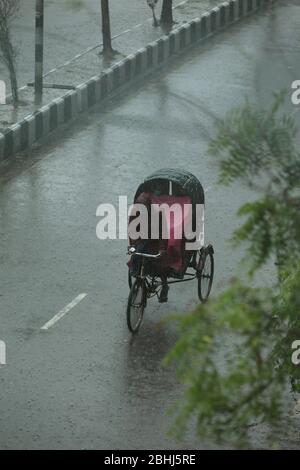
[127,278,146,333]
[197,247,214,303]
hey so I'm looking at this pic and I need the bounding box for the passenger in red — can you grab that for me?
[128,192,169,303]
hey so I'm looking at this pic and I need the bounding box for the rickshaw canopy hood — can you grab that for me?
[134,168,205,206]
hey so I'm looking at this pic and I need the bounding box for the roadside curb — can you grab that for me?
[0,0,277,161]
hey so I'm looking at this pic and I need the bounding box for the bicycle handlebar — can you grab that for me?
[127,247,165,259]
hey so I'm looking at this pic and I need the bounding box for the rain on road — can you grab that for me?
[0,0,300,449]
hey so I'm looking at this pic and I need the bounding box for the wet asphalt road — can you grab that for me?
[0,1,300,450]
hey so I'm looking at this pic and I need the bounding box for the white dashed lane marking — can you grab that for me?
[41,293,88,331]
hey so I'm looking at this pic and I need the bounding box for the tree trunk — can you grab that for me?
[160,0,173,25]
[101,0,114,55]
[0,27,19,107]
[35,0,44,105]
[8,56,18,106]
[150,6,158,27]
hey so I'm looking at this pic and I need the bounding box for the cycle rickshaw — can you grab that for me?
[126,169,214,333]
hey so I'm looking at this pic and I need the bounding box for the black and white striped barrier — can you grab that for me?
[0,0,276,161]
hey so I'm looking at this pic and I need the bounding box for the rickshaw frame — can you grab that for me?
[126,169,215,334]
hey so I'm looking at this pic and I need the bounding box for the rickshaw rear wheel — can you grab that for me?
[197,247,214,303]
[127,278,146,333]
